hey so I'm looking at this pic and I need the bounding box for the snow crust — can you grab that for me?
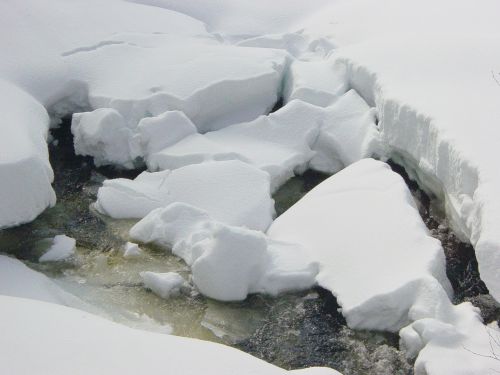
[95,160,274,231]
[39,235,76,262]
[130,203,318,301]
[123,242,142,258]
[0,295,339,375]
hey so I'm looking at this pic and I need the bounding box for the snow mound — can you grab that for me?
[130,203,318,301]
[0,295,340,375]
[268,159,452,331]
[95,160,274,231]
[151,100,322,190]
[39,235,76,262]
[140,271,188,299]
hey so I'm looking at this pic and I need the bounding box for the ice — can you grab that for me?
[268,159,452,331]
[123,242,142,259]
[140,271,188,299]
[95,160,274,231]
[150,100,322,190]
[39,235,76,262]
[0,295,338,375]
[130,203,318,301]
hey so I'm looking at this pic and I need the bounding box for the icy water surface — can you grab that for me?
[3,119,497,374]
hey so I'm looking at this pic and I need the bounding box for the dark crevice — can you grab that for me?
[387,160,499,323]
[269,96,284,113]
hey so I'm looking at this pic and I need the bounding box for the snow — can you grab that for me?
[123,242,142,258]
[95,160,274,231]
[39,235,76,262]
[0,255,82,307]
[150,100,322,190]
[140,271,188,299]
[130,203,318,301]
[268,159,452,332]
[0,295,339,375]
[310,90,380,174]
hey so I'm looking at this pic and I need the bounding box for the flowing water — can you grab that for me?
[2,118,497,374]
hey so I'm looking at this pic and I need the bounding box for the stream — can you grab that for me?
[1,118,497,375]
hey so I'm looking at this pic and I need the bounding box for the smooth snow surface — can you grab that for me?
[95,160,274,231]
[0,295,339,375]
[123,242,142,258]
[268,159,452,332]
[130,203,318,301]
[39,234,76,262]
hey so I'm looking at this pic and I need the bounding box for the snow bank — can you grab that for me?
[0,80,55,229]
[130,203,318,301]
[150,100,322,190]
[39,235,76,262]
[0,295,340,375]
[268,159,452,331]
[95,160,274,231]
[140,271,188,299]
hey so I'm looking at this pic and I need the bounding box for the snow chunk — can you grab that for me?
[123,242,142,258]
[0,295,340,375]
[310,90,380,174]
[151,100,322,191]
[95,160,274,231]
[130,203,318,301]
[39,235,76,262]
[72,108,135,168]
[268,159,452,331]
[140,271,187,299]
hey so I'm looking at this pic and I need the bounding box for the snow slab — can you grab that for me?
[140,271,188,299]
[268,159,452,331]
[130,203,318,301]
[150,100,322,191]
[151,95,379,191]
[39,234,76,262]
[0,295,341,375]
[95,160,274,231]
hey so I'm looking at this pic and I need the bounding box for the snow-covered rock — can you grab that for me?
[0,295,340,375]
[39,235,76,262]
[130,203,318,301]
[123,242,142,259]
[268,159,452,331]
[95,160,274,231]
[140,271,188,299]
[150,100,322,190]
